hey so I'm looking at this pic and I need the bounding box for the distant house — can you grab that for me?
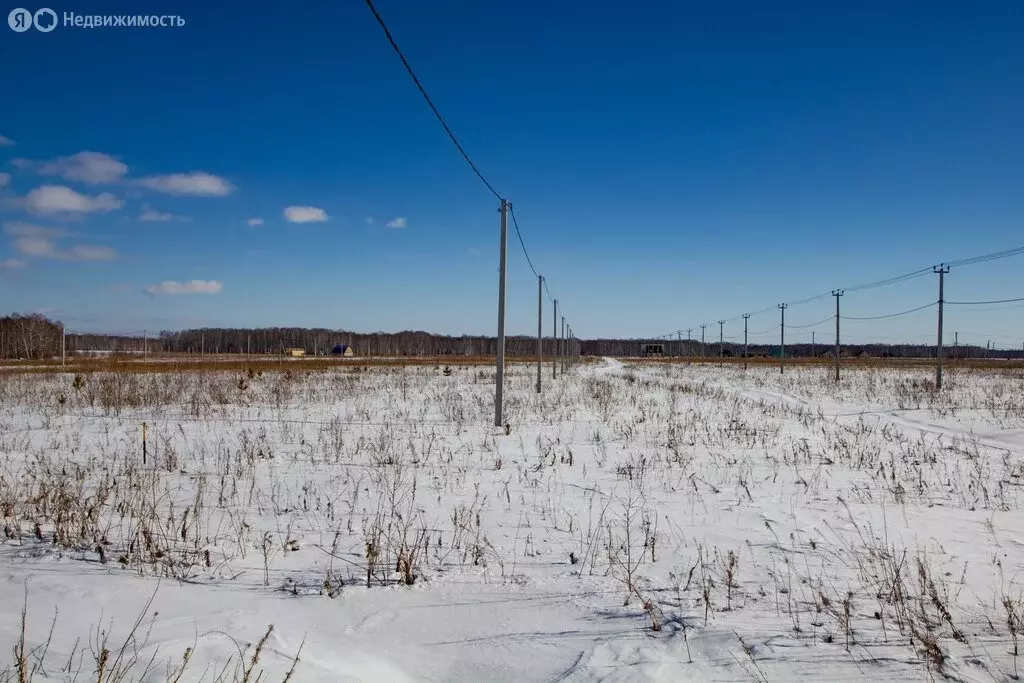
[641,343,664,358]
[331,344,355,357]
[284,348,306,358]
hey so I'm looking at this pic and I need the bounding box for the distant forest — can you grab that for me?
[1,313,1019,360]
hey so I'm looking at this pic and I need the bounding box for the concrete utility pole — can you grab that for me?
[494,198,509,428]
[718,320,725,361]
[954,331,958,361]
[536,274,543,394]
[686,328,693,363]
[552,299,558,379]
[832,290,843,382]
[742,314,750,369]
[700,324,707,359]
[778,303,788,374]
[61,324,65,369]
[934,264,950,389]
[811,331,815,359]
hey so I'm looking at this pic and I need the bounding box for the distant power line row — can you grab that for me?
[650,244,1024,341]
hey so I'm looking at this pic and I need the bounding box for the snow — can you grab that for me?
[2,359,1023,681]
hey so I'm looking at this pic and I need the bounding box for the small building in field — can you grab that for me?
[331,344,355,357]
[641,343,664,358]
[284,347,306,358]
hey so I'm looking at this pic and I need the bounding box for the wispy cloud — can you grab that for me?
[385,217,407,229]
[3,221,71,238]
[136,172,235,197]
[145,279,223,295]
[0,135,14,146]
[13,237,116,261]
[0,173,10,187]
[33,151,129,185]
[247,217,264,227]
[138,204,190,222]
[283,206,328,223]
[22,185,123,217]
[365,217,374,226]
[0,258,26,270]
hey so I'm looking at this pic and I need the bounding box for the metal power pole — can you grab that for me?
[742,314,750,369]
[832,290,843,382]
[700,324,706,360]
[536,275,543,393]
[778,304,788,374]
[495,198,509,427]
[552,299,558,379]
[718,320,725,362]
[934,264,949,389]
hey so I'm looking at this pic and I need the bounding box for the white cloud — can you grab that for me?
[247,217,264,227]
[0,173,10,187]
[38,151,128,185]
[14,236,116,261]
[283,206,328,223]
[137,172,235,196]
[139,205,177,222]
[385,216,407,229]
[3,221,70,238]
[145,279,223,295]
[0,135,14,147]
[23,185,123,216]
[0,258,25,269]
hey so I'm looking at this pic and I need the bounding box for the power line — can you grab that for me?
[945,245,1024,268]
[946,296,1024,305]
[509,205,540,280]
[787,314,835,330]
[844,302,936,321]
[363,0,501,201]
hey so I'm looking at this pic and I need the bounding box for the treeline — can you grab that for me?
[0,314,63,360]
[1,314,1019,360]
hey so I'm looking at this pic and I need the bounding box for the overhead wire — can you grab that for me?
[363,0,569,333]
[843,302,936,321]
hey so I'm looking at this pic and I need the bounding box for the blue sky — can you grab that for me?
[1,0,1022,345]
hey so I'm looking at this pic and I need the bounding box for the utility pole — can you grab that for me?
[61,324,65,369]
[718,320,725,361]
[494,198,509,428]
[536,275,543,393]
[700,324,706,360]
[954,331,958,361]
[832,290,843,382]
[686,328,693,363]
[742,314,750,369]
[778,303,788,374]
[811,331,815,359]
[934,264,949,389]
[552,299,558,379]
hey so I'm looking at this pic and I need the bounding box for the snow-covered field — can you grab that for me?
[2,359,1024,681]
